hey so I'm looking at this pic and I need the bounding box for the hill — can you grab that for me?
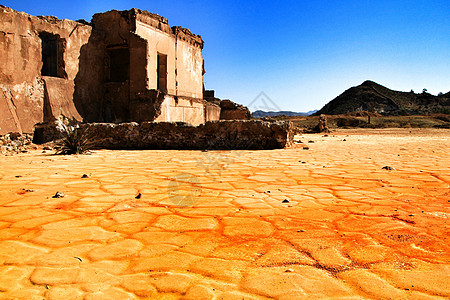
[315,81,450,115]
[252,110,318,118]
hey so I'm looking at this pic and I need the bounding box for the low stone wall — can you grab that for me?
[33,120,293,150]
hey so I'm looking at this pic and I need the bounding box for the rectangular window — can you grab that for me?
[40,33,59,77]
[108,47,130,82]
[157,53,167,92]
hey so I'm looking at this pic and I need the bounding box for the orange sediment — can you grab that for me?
[0,128,449,299]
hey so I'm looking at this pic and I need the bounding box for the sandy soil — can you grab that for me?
[0,129,449,299]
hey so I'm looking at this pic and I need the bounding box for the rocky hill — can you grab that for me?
[316,81,450,115]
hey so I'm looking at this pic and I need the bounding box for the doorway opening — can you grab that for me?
[40,32,65,77]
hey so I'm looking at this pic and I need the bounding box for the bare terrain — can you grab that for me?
[0,129,449,299]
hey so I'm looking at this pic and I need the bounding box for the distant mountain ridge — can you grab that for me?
[252,110,318,118]
[315,80,450,115]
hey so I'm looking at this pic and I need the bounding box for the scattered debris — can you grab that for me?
[382,166,395,171]
[0,133,36,155]
[52,191,65,198]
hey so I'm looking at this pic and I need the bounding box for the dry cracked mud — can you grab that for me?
[0,129,449,299]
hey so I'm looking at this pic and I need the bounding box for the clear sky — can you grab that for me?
[3,0,449,112]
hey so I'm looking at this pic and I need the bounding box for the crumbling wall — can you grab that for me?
[92,9,209,125]
[134,17,176,95]
[220,99,251,120]
[154,96,205,126]
[90,10,134,123]
[173,27,204,99]
[0,5,91,134]
[33,120,294,150]
[42,77,81,121]
[205,102,221,122]
[72,30,106,123]
[0,6,218,133]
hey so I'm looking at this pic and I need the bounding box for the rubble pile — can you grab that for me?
[0,133,36,155]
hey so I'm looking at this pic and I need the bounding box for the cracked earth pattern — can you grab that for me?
[0,129,449,299]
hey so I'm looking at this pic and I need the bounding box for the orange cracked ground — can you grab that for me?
[0,128,449,299]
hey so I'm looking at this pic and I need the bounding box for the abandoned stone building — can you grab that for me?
[0,5,238,135]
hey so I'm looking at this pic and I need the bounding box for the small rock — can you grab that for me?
[303,146,309,150]
[308,140,315,143]
[52,191,65,198]
[282,199,290,203]
[382,166,395,171]
[285,269,294,273]
[81,174,89,178]
[135,193,142,199]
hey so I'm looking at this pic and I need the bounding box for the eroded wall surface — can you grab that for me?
[0,6,91,134]
[154,96,205,126]
[205,103,221,122]
[173,27,203,99]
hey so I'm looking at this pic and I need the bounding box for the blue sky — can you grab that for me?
[3,0,449,112]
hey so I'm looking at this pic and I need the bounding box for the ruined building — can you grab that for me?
[0,6,230,135]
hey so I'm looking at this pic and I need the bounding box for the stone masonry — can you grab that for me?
[33,120,294,150]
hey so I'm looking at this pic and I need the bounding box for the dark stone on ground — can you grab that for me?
[53,191,65,198]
